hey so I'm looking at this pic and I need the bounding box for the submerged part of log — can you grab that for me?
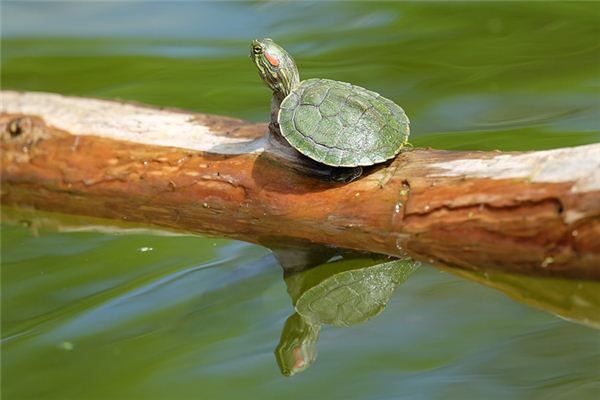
[1,91,599,279]
[3,206,598,329]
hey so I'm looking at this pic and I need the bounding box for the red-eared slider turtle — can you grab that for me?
[275,255,420,376]
[251,38,410,182]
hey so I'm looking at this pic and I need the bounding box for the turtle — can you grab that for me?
[275,254,420,376]
[250,38,410,183]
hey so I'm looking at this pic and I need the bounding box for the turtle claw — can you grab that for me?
[330,166,363,183]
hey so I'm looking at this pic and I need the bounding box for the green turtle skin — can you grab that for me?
[279,78,410,167]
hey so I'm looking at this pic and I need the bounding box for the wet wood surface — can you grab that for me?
[1,91,599,279]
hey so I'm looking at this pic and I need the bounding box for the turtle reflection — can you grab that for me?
[274,253,420,376]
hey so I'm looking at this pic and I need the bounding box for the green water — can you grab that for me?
[1,1,599,399]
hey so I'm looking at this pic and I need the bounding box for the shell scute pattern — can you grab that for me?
[296,264,400,327]
[279,78,409,167]
[315,117,344,146]
[300,84,329,106]
[292,106,320,138]
[280,91,300,110]
[319,95,343,118]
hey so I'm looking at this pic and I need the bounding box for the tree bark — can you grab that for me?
[1,91,599,279]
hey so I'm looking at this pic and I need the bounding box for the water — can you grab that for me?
[1,1,599,399]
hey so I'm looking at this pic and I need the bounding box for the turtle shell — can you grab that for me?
[294,258,419,327]
[278,78,410,167]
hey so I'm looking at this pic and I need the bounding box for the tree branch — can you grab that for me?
[1,91,599,279]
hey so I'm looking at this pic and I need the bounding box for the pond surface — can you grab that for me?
[1,1,599,399]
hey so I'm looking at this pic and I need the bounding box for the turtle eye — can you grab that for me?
[253,45,263,55]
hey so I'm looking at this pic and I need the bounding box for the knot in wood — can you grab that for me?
[1,114,50,146]
[8,117,30,137]
[5,116,36,139]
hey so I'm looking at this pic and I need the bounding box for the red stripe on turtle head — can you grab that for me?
[264,51,280,67]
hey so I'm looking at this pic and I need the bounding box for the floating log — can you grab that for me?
[1,91,599,279]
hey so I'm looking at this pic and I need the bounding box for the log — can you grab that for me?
[1,91,599,279]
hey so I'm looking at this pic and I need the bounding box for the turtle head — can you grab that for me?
[274,313,320,377]
[251,38,300,101]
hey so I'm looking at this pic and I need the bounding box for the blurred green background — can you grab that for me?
[1,1,599,399]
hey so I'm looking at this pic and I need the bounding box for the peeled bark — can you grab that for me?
[1,91,599,279]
